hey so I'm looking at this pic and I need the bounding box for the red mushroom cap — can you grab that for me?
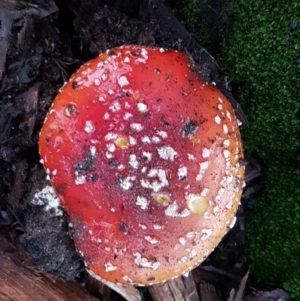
[39,45,245,286]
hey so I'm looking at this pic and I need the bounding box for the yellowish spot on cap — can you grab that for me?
[153,193,171,206]
[115,136,130,149]
[133,93,140,101]
[187,195,209,215]
[189,135,199,145]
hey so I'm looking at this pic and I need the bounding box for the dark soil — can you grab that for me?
[0,1,256,300]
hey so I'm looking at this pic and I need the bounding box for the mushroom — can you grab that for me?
[39,45,245,286]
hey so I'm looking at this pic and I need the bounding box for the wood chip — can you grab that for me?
[0,230,99,301]
[149,274,200,301]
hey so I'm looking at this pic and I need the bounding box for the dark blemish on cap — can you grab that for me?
[181,119,199,137]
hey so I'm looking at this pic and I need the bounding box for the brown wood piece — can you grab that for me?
[0,231,100,301]
[199,280,222,301]
[227,271,249,301]
[149,274,200,301]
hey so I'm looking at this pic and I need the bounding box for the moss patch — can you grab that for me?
[219,1,300,299]
[174,0,300,299]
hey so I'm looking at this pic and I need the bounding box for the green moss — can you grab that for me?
[218,1,300,299]
[247,162,300,299]
[176,0,300,299]
[220,1,300,162]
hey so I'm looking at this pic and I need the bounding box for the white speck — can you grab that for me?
[237,119,243,126]
[105,262,117,272]
[138,224,147,230]
[118,164,125,170]
[94,78,100,86]
[214,115,221,124]
[153,224,163,230]
[179,237,187,245]
[201,188,209,197]
[89,230,93,235]
[156,131,168,139]
[141,136,151,144]
[141,169,169,192]
[229,217,237,229]
[159,48,165,52]
[124,112,133,120]
[196,161,209,181]
[105,151,113,159]
[174,244,180,250]
[189,249,197,259]
[201,229,212,240]
[75,174,86,185]
[223,139,230,147]
[129,154,139,169]
[123,57,130,63]
[106,143,116,152]
[186,232,197,239]
[133,252,160,270]
[141,167,147,173]
[118,76,130,87]
[104,247,111,252]
[178,166,188,180]
[123,276,133,283]
[120,176,136,190]
[223,124,229,134]
[136,196,149,210]
[226,110,232,121]
[165,201,190,218]
[84,120,95,133]
[226,201,233,209]
[108,89,114,95]
[218,97,223,103]
[52,169,57,176]
[141,48,148,59]
[136,58,146,64]
[145,236,159,244]
[204,211,211,219]
[101,74,107,81]
[137,102,148,113]
[130,123,144,132]
[129,136,137,145]
[187,153,195,161]
[114,247,126,256]
[90,146,96,156]
[151,136,161,143]
[104,112,110,120]
[99,95,105,102]
[223,150,230,159]
[202,148,211,158]
[142,151,152,161]
[31,186,63,216]
[105,133,118,141]
[109,101,121,112]
[215,188,225,201]
[157,145,177,161]
[217,104,223,110]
